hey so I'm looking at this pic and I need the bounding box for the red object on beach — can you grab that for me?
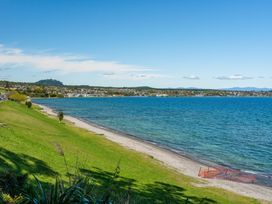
[198,167,221,178]
[198,166,257,184]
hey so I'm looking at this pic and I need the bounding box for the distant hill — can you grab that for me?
[134,86,153,89]
[223,87,272,92]
[177,87,204,90]
[36,79,64,86]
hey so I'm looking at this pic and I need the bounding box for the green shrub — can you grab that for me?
[25,101,32,108]
[57,111,64,122]
[8,92,27,102]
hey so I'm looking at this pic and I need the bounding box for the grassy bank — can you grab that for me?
[0,101,258,203]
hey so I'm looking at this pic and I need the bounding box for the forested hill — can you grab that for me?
[36,79,64,86]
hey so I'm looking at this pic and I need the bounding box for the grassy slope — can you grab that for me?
[0,101,258,204]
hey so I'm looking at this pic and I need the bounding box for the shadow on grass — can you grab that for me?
[80,167,217,204]
[0,147,57,177]
[0,147,216,203]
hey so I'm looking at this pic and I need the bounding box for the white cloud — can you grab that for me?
[0,75,10,80]
[102,72,116,76]
[215,74,253,80]
[183,75,200,80]
[0,44,149,74]
[132,73,167,79]
[0,67,12,71]
[103,73,170,81]
[0,44,22,55]
[42,69,61,74]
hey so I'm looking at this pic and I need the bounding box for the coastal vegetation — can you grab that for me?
[0,101,259,203]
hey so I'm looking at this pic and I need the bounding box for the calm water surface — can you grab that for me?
[34,97,272,176]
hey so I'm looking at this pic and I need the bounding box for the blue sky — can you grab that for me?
[0,0,272,88]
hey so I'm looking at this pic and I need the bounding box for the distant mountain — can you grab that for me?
[36,79,64,86]
[223,87,272,92]
[176,87,204,90]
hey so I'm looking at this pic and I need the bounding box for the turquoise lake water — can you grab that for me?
[34,97,272,181]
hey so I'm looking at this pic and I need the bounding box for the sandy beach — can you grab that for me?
[37,103,272,202]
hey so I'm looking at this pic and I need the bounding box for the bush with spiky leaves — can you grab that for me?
[0,165,131,204]
[0,172,28,197]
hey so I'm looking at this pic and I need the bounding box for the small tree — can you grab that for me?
[57,111,64,123]
[25,101,32,108]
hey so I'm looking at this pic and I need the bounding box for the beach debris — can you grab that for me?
[198,166,257,184]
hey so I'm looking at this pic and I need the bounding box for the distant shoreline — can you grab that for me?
[2,79,272,98]
[31,95,272,101]
[35,102,272,201]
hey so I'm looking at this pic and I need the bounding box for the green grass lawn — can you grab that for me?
[0,101,259,203]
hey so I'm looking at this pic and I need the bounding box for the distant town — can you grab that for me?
[1,79,272,99]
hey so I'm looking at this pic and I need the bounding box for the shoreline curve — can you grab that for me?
[35,103,272,202]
